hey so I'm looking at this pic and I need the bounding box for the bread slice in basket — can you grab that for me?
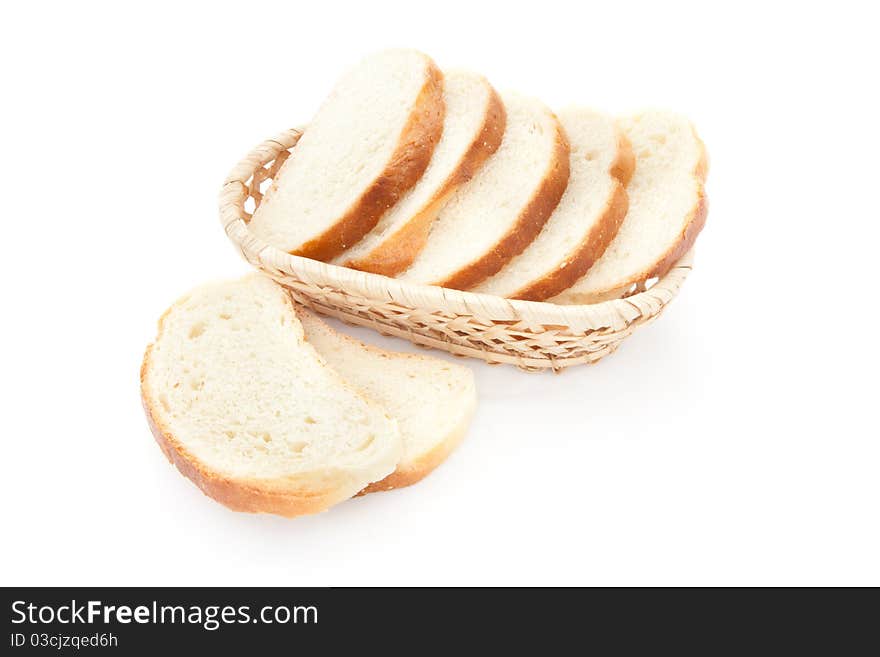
[552,111,708,304]
[248,49,445,261]
[473,108,634,301]
[298,310,476,493]
[397,93,570,290]
[336,71,506,276]
[140,275,402,517]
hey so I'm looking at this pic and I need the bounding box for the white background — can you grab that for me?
[2,1,878,586]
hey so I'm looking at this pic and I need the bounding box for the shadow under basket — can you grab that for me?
[219,129,694,372]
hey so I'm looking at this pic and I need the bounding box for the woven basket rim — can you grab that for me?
[219,128,693,331]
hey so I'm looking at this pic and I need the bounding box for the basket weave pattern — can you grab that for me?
[219,129,694,371]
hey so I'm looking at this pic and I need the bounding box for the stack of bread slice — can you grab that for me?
[250,49,708,303]
[142,49,710,519]
[141,274,476,517]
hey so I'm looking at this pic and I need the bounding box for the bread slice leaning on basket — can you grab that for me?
[297,310,477,494]
[551,111,708,304]
[473,108,634,301]
[140,275,402,518]
[247,49,445,261]
[396,93,570,290]
[335,70,506,276]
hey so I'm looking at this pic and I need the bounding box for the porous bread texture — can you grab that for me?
[551,111,708,304]
[248,49,444,261]
[297,310,476,493]
[473,108,634,301]
[337,70,506,276]
[140,275,402,517]
[397,93,570,290]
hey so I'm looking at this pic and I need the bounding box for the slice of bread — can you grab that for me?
[397,93,570,290]
[140,275,402,517]
[248,49,445,261]
[551,111,708,304]
[336,71,506,276]
[297,310,476,494]
[473,108,634,301]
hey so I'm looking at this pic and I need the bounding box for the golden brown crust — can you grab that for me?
[508,127,635,301]
[511,181,629,302]
[644,184,707,280]
[631,124,709,284]
[554,123,708,305]
[611,131,636,186]
[344,86,507,276]
[140,345,347,518]
[294,62,446,262]
[438,118,571,291]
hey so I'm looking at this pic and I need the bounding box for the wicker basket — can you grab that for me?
[219,128,694,372]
